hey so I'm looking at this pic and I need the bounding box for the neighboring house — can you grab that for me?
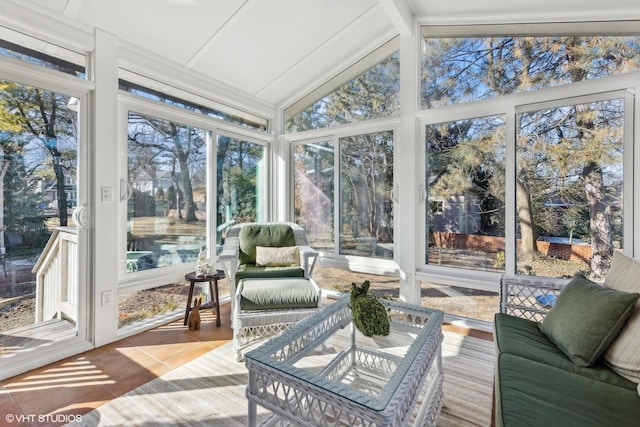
[130,169,207,205]
[34,175,78,210]
[429,193,483,235]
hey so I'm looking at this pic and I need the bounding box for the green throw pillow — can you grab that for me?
[539,275,639,367]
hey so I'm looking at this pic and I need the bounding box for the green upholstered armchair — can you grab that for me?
[218,222,321,359]
[218,222,319,291]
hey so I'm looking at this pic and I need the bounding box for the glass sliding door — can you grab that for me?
[293,141,334,252]
[120,111,208,329]
[0,79,88,373]
[339,131,394,259]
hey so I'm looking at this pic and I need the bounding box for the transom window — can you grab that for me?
[0,26,86,78]
[286,47,399,133]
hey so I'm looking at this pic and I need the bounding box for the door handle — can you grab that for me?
[73,203,88,228]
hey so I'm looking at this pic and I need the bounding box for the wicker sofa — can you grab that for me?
[494,253,640,427]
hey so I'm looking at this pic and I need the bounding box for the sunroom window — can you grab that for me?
[516,95,626,279]
[125,110,207,273]
[0,26,86,78]
[288,40,398,261]
[420,27,640,109]
[293,130,394,260]
[285,43,399,132]
[215,134,266,248]
[421,24,639,281]
[293,140,334,252]
[119,79,268,132]
[426,115,505,272]
[340,131,394,259]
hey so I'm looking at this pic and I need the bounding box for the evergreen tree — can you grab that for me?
[422,35,640,276]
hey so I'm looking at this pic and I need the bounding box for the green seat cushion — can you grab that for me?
[235,264,305,284]
[238,224,296,265]
[538,276,639,366]
[496,352,640,427]
[238,278,319,311]
[494,313,635,387]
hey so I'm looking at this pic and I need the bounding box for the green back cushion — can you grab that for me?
[238,224,295,265]
[602,252,640,382]
[539,275,639,367]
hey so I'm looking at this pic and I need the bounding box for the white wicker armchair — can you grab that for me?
[218,222,321,360]
[218,222,319,299]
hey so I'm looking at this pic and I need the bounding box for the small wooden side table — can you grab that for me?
[184,270,225,327]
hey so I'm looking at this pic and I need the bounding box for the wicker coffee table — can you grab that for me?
[245,295,444,426]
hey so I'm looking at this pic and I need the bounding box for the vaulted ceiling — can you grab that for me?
[17,0,640,109]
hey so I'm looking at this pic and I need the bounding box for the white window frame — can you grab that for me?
[285,117,400,275]
[417,71,640,291]
[117,92,272,294]
[0,50,95,375]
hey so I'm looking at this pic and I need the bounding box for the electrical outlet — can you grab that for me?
[101,186,113,202]
[101,290,113,306]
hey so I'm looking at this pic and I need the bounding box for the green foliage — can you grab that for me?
[1,80,78,227]
[155,187,165,200]
[2,141,49,251]
[286,52,399,132]
[421,36,638,275]
[494,251,505,269]
[349,280,390,337]
[131,190,155,217]
[216,136,261,224]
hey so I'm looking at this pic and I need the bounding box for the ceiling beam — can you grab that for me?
[378,0,413,37]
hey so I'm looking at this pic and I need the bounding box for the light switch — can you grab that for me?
[102,186,113,202]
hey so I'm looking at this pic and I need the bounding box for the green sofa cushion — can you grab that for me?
[238,278,319,311]
[238,224,296,265]
[539,276,639,366]
[497,352,640,427]
[494,313,635,388]
[603,251,640,382]
[235,264,304,283]
[495,313,640,427]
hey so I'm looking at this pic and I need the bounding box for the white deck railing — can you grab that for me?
[33,227,78,323]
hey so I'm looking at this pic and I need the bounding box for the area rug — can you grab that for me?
[68,331,494,426]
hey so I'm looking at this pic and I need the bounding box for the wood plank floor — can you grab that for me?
[1,319,77,356]
[0,303,492,427]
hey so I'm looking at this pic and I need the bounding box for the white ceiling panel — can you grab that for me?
[72,0,248,64]
[190,0,382,99]
[10,0,640,111]
[258,6,397,107]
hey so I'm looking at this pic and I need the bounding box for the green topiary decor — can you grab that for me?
[349,280,390,337]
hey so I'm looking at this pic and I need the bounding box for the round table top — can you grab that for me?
[185,270,225,281]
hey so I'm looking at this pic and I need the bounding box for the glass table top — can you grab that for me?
[245,294,444,411]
